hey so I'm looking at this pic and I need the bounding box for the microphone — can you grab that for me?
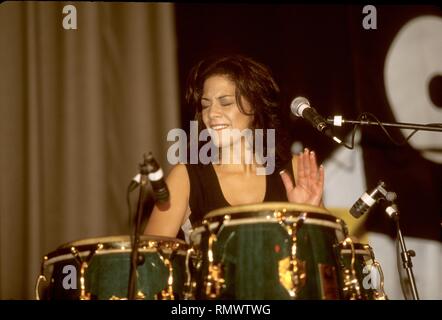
[128,153,170,204]
[145,153,170,204]
[350,181,397,218]
[290,96,342,144]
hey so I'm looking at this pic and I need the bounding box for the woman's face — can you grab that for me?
[201,75,254,148]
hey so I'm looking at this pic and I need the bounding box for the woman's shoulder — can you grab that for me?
[169,162,188,176]
[166,163,191,188]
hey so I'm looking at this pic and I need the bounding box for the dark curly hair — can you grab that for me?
[185,54,290,169]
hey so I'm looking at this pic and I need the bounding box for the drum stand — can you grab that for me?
[385,203,420,300]
[128,155,151,300]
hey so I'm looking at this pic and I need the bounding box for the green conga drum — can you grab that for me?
[189,202,348,300]
[35,235,188,300]
[335,241,388,300]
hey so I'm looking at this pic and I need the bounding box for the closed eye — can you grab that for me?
[201,100,211,110]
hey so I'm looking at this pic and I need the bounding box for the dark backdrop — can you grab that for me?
[174,4,442,241]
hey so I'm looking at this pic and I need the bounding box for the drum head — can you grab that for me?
[44,235,187,266]
[191,202,347,246]
[205,202,330,218]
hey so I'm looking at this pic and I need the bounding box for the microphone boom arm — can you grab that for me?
[327,116,442,132]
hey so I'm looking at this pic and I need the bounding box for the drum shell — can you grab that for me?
[38,235,187,300]
[190,203,347,300]
[336,243,383,300]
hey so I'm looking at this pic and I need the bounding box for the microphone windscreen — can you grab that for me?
[290,96,310,117]
[349,198,368,218]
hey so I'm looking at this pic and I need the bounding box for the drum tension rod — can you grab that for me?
[338,238,363,300]
[71,244,101,300]
[155,245,177,300]
[276,210,307,298]
[202,221,225,299]
[367,246,388,300]
[183,247,197,300]
[35,256,49,300]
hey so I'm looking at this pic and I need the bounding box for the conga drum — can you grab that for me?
[335,239,388,300]
[35,235,188,300]
[188,202,348,300]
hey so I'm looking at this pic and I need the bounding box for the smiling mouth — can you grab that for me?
[210,124,229,130]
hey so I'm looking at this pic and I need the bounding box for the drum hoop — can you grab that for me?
[190,214,344,241]
[57,235,186,249]
[204,202,331,219]
[340,248,372,256]
[44,235,188,264]
[43,246,187,266]
[340,243,373,256]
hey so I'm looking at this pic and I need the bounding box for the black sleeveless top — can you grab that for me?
[184,161,294,226]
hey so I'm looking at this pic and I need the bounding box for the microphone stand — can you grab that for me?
[127,154,151,300]
[385,203,420,300]
[326,117,442,132]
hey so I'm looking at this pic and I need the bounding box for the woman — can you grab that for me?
[144,54,324,239]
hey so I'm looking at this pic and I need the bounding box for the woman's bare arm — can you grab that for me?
[143,163,190,238]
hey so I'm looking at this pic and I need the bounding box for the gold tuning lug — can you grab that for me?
[155,286,175,300]
[204,263,225,299]
[70,244,100,300]
[276,211,307,298]
[183,247,197,300]
[338,238,363,300]
[78,261,91,300]
[203,233,225,299]
[155,247,177,300]
[35,275,47,300]
[109,291,145,300]
[371,260,389,300]
[35,255,48,300]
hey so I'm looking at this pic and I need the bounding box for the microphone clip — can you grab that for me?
[138,154,150,186]
[374,181,397,205]
[349,181,397,219]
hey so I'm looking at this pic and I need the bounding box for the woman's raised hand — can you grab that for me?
[280,148,324,206]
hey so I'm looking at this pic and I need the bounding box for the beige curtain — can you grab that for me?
[0,1,180,299]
